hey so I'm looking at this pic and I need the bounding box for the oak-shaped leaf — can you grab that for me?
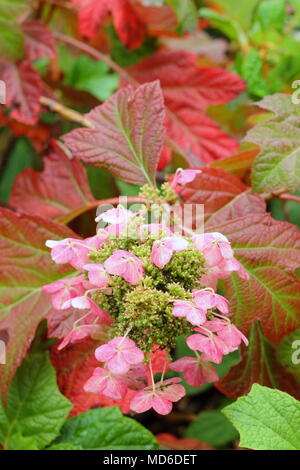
[0,60,42,124]
[210,214,300,342]
[126,50,245,163]
[0,209,77,400]
[21,19,56,62]
[9,152,95,220]
[62,81,165,185]
[217,322,300,400]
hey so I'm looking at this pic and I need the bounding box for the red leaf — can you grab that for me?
[0,60,42,125]
[128,50,245,109]
[0,209,77,399]
[0,107,50,152]
[126,50,245,162]
[209,214,300,342]
[51,339,135,416]
[22,20,57,62]
[131,2,177,37]
[9,152,95,220]
[181,167,266,226]
[62,81,165,185]
[166,108,240,164]
[217,322,300,400]
[110,0,145,50]
[157,433,214,450]
[73,0,144,49]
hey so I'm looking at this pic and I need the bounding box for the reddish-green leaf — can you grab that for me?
[62,81,165,185]
[209,214,300,342]
[21,20,56,62]
[0,209,77,399]
[0,60,42,125]
[9,152,95,220]
[181,167,266,226]
[244,94,300,194]
[217,322,300,399]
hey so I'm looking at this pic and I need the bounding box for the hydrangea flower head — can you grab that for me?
[43,184,250,415]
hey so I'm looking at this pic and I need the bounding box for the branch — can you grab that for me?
[40,96,93,128]
[53,31,138,85]
[278,193,300,203]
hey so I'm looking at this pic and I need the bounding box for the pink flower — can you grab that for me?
[171,169,201,188]
[151,237,189,269]
[42,276,86,310]
[130,378,186,415]
[57,324,101,350]
[186,333,229,364]
[46,238,91,270]
[95,206,134,224]
[104,250,144,285]
[170,356,218,387]
[193,289,229,314]
[84,367,128,399]
[84,263,110,288]
[62,296,112,325]
[95,337,144,375]
[193,232,233,268]
[217,323,248,351]
[172,300,207,326]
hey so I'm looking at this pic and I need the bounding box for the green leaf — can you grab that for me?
[245,94,300,194]
[0,138,38,203]
[60,50,119,102]
[255,0,285,32]
[0,0,30,18]
[0,352,72,450]
[6,432,39,450]
[166,0,198,33]
[54,407,158,450]
[185,411,238,447]
[47,443,83,450]
[0,20,24,60]
[238,49,270,98]
[223,384,300,450]
[206,0,259,31]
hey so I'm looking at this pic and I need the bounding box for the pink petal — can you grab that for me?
[151,242,173,268]
[130,390,154,413]
[84,367,128,399]
[84,263,109,288]
[152,395,173,415]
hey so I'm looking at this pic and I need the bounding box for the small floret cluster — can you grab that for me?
[43,172,249,415]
